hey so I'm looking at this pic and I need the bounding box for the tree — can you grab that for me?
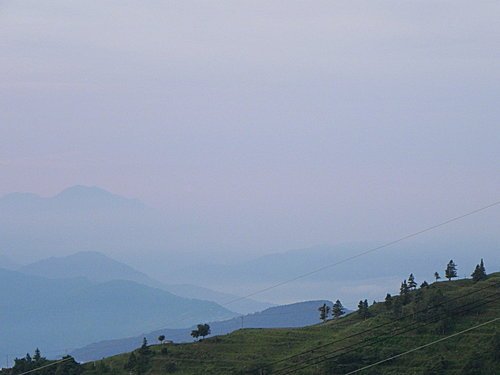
[445,260,458,281]
[139,337,151,355]
[191,324,211,340]
[420,281,429,288]
[33,348,42,363]
[479,258,486,275]
[158,335,166,344]
[357,300,365,317]
[199,323,211,339]
[471,259,487,282]
[408,273,417,290]
[357,299,370,319]
[400,280,410,304]
[332,300,345,319]
[384,293,393,310]
[318,303,330,322]
[190,329,200,340]
[434,272,441,282]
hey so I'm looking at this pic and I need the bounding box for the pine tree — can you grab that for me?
[479,258,486,275]
[400,280,410,304]
[357,300,364,316]
[363,299,370,318]
[408,273,417,290]
[33,348,41,362]
[434,272,441,282]
[400,280,409,295]
[332,300,345,319]
[357,300,371,319]
[471,259,487,282]
[318,303,330,322]
[420,281,429,288]
[445,260,458,281]
[384,293,393,310]
[139,337,151,355]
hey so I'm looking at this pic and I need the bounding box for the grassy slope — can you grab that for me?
[83,274,499,374]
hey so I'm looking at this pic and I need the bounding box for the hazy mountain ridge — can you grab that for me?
[168,241,500,296]
[18,251,159,285]
[0,186,166,261]
[0,268,237,362]
[18,250,274,314]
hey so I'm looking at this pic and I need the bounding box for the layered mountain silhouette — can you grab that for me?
[18,251,273,314]
[0,268,236,362]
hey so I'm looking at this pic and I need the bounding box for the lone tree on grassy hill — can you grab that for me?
[445,260,458,281]
[434,272,441,282]
[332,300,345,319]
[191,323,211,340]
[471,259,487,282]
[318,303,330,322]
[158,335,165,344]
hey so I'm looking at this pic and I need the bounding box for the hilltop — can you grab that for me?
[5,272,497,374]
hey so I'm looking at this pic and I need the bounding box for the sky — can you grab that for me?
[1,1,499,258]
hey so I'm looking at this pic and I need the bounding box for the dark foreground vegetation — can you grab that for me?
[3,260,498,374]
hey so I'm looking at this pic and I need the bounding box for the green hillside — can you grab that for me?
[4,273,499,375]
[82,273,498,375]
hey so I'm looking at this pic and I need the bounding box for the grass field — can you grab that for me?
[81,273,499,374]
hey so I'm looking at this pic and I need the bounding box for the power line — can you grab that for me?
[222,200,500,306]
[344,317,499,375]
[275,294,499,375]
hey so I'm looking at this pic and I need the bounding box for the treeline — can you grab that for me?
[320,258,489,324]
[0,349,81,375]
[319,258,497,374]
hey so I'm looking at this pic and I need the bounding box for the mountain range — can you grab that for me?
[0,267,236,362]
[16,251,273,314]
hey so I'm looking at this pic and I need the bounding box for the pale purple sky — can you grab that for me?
[1,1,499,256]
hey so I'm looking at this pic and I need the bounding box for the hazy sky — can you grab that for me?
[1,1,499,256]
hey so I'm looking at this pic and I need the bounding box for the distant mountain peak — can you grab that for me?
[55,185,121,200]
